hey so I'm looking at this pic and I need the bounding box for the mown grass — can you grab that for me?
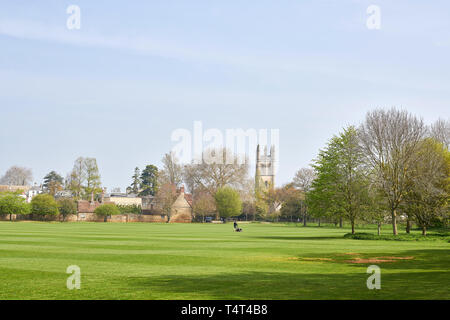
[0,221,448,300]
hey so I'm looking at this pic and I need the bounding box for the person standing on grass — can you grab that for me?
[234,220,238,230]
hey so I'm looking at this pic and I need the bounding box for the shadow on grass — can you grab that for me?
[339,249,450,271]
[252,236,342,241]
[125,267,449,300]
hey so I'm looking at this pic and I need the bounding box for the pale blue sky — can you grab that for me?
[0,0,449,191]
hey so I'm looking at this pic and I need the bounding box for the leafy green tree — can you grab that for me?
[139,165,159,196]
[403,138,450,235]
[31,194,59,219]
[57,198,77,221]
[43,171,64,196]
[308,126,369,234]
[94,203,120,222]
[0,192,30,221]
[214,186,242,219]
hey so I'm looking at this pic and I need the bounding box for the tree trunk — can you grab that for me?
[339,217,343,228]
[422,226,427,236]
[318,218,321,227]
[406,217,411,234]
[351,221,355,234]
[377,222,381,236]
[9,213,13,221]
[391,209,398,235]
[303,214,307,227]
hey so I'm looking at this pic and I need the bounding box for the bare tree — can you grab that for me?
[430,118,450,149]
[84,158,101,202]
[359,108,427,235]
[292,167,316,192]
[182,148,249,197]
[292,167,316,226]
[154,183,178,222]
[193,191,216,222]
[159,152,183,187]
[0,166,33,186]
[68,157,86,198]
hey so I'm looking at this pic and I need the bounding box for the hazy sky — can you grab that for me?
[0,0,449,191]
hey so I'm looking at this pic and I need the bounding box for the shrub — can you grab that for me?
[94,203,120,222]
[57,198,77,221]
[0,192,30,221]
[31,194,59,219]
[344,232,450,242]
[117,204,141,214]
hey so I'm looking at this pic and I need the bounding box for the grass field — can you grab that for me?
[0,221,448,300]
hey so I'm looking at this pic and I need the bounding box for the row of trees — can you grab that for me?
[0,192,77,221]
[305,109,449,235]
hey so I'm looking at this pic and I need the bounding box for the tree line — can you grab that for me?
[304,109,449,235]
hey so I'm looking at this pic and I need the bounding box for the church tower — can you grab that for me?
[255,144,275,191]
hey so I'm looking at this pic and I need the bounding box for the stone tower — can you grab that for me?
[255,144,275,191]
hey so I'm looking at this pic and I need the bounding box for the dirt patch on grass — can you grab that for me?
[301,257,334,262]
[345,256,415,264]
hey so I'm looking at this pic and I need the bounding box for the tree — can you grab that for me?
[403,138,450,235]
[84,158,102,201]
[364,184,389,235]
[280,186,305,222]
[139,165,159,196]
[184,148,248,196]
[154,183,178,222]
[0,166,33,186]
[308,126,368,234]
[193,191,216,222]
[43,171,64,196]
[31,194,59,219]
[0,192,30,221]
[159,152,183,187]
[57,198,77,221]
[94,203,120,222]
[214,186,242,219]
[129,167,141,194]
[292,167,316,226]
[359,108,426,235]
[430,118,450,149]
[68,157,87,198]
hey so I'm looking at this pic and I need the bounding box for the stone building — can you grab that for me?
[255,144,276,191]
[169,186,193,223]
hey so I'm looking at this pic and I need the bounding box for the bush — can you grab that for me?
[0,192,30,220]
[94,204,120,222]
[31,194,59,219]
[344,232,450,242]
[117,204,141,214]
[214,187,242,219]
[57,198,77,221]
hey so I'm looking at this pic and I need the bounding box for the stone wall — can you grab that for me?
[1,213,167,223]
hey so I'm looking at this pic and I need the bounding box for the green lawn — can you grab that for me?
[0,221,448,300]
